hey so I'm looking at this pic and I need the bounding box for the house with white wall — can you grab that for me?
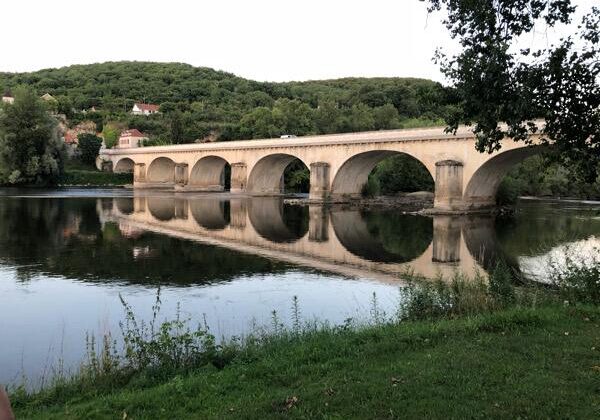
[131,103,160,116]
[1,91,14,104]
[118,129,147,148]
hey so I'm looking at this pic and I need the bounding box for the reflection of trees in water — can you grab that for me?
[48,225,288,285]
[281,204,309,238]
[0,198,101,281]
[495,203,600,256]
[461,216,518,274]
[362,211,433,262]
[0,198,96,264]
[0,198,288,285]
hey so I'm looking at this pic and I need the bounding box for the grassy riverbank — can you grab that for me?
[10,262,600,419]
[12,304,600,419]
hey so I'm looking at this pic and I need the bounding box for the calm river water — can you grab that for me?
[1,189,599,387]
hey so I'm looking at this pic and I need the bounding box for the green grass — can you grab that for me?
[60,169,132,186]
[13,304,600,419]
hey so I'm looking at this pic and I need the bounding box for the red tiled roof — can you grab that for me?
[64,132,78,144]
[120,129,146,138]
[134,103,160,112]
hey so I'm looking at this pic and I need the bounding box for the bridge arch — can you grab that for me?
[147,157,176,184]
[331,150,434,197]
[247,153,309,194]
[189,156,231,191]
[463,145,545,209]
[114,158,135,173]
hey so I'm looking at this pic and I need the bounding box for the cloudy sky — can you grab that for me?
[1,0,595,82]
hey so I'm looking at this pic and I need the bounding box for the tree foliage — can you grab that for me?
[373,154,434,194]
[77,133,103,166]
[497,153,600,204]
[102,124,121,149]
[425,1,600,178]
[169,111,184,144]
[0,87,65,185]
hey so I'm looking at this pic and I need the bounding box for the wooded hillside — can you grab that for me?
[0,62,458,144]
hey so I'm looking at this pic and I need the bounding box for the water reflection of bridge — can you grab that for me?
[101,196,500,283]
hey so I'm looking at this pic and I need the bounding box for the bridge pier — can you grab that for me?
[133,163,146,185]
[433,160,464,212]
[230,162,247,193]
[174,163,189,189]
[309,162,331,201]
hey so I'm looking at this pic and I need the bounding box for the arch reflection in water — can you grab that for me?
[110,195,496,280]
[331,211,433,263]
[190,199,231,230]
[147,197,188,221]
[248,198,309,243]
[115,198,134,215]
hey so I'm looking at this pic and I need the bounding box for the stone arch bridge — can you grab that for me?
[101,125,543,212]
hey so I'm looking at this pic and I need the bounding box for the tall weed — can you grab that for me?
[550,251,600,304]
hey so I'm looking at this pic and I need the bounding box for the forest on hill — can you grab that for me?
[0,61,457,144]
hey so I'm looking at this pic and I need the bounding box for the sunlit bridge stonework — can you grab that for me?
[101,124,544,212]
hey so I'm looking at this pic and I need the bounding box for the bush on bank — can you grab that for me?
[59,170,132,186]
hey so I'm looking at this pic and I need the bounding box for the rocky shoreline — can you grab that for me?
[284,191,518,215]
[284,191,435,213]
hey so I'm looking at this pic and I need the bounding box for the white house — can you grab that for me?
[118,129,148,148]
[1,91,14,104]
[131,103,160,116]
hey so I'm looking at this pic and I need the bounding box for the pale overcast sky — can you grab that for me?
[1,0,595,82]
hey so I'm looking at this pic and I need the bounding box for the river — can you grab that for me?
[0,189,599,387]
